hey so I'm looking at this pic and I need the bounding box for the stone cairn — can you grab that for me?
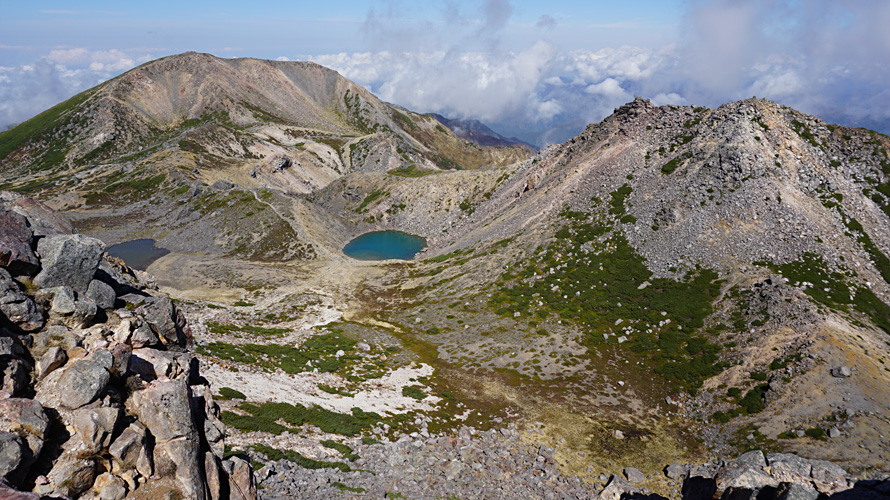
[0,191,255,500]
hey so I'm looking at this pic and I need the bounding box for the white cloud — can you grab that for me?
[651,93,686,106]
[0,49,152,129]
[584,78,629,99]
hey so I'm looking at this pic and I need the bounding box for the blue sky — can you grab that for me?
[1,0,682,61]
[2,0,889,145]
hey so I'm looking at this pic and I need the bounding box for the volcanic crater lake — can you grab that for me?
[342,231,427,261]
[105,239,170,271]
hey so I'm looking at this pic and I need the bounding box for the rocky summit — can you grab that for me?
[0,193,253,499]
[0,52,889,499]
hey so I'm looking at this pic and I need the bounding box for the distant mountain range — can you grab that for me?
[428,113,535,151]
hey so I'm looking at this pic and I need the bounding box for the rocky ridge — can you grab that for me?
[0,192,254,499]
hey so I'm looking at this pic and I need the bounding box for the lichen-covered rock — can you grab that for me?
[0,269,43,332]
[127,377,204,500]
[0,210,38,276]
[91,472,128,500]
[715,465,778,496]
[35,346,67,380]
[129,318,159,349]
[775,482,821,500]
[204,452,223,500]
[192,385,226,458]
[71,406,121,454]
[0,358,28,397]
[46,286,76,316]
[225,455,256,500]
[107,342,131,379]
[0,431,23,479]
[129,348,188,381]
[0,398,50,446]
[623,467,645,483]
[34,234,105,294]
[767,453,813,484]
[39,350,112,409]
[45,453,96,497]
[136,297,191,348]
[109,422,152,478]
[86,279,116,310]
[810,459,849,494]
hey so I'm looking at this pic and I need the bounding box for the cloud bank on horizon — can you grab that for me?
[2,0,889,147]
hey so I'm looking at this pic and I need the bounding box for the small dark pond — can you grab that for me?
[342,231,426,261]
[106,239,170,271]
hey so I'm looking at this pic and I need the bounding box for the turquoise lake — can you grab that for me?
[343,231,427,261]
[106,239,170,270]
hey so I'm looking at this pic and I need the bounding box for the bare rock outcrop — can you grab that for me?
[0,192,254,499]
[669,450,869,499]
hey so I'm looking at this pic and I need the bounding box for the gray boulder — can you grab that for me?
[0,431,23,479]
[0,192,75,236]
[226,455,256,500]
[35,346,67,380]
[69,297,97,329]
[665,462,688,480]
[205,452,223,500]
[129,348,189,381]
[728,450,767,469]
[831,366,852,378]
[71,406,120,454]
[623,466,645,483]
[776,482,821,500]
[46,350,112,409]
[0,358,29,396]
[47,286,76,315]
[192,385,226,458]
[715,464,777,496]
[0,477,40,498]
[599,473,637,500]
[767,453,813,484]
[0,210,39,276]
[34,234,105,294]
[210,180,234,191]
[0,398,48,484]
[86,279,116,310]
[45,453,96,497]
[107,342,132,378]
[0,269,43,332]
[136,297,191,348]
[92,472,128,500]
[810,459,849,494]
[0,398,51,443]
[129,318,160,348]
[95,258,140,295]
[108,422,153,477]
[127,377,205,500]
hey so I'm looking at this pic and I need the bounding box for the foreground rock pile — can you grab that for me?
[0,192,255,499]
[256,426,890,500]
[256,424,599,500]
